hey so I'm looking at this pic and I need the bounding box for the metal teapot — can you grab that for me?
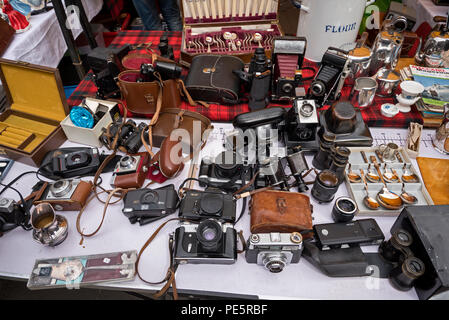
[415,15,449,68]
[369,16,407,76]
[432,104,449,155]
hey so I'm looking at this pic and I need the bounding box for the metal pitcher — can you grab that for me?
[415,15,449,68]
[31,203,68,247]
[369,16,407,76]
[432,104,449,155]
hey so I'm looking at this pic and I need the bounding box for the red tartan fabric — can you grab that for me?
[67,31,423,128]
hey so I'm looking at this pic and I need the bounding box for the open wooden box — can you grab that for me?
[180,0,284,66]
[0,59,69,167]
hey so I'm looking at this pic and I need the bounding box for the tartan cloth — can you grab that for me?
[67,31,423,128]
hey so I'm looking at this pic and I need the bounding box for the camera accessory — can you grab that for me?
[379,229,413,263]
[34,179,93,211]
[0,159,14,183]
[286,149,309,192]
[311,170,339,203]
[0,197,30,235]
[122,184,179,225]
[329,146,351,184]
[234,48,272,111]
[178,189,236,223]
[309,47,349,106]
[40,147,103,180]
[140,61,182,82]
[199,151,251,191]
[313,218,385,250]
[257,158,289,190]
[173,220,237,265]
[332,197,357,223]
[389,257,425,291]
[271,36,308,101]
[312,131,336,170]
[69,105,95,129]
[110,153,150,189]
[245,232,303,273]
[100,120,147,154]
[159,33,175,60]
[285,99,319,149]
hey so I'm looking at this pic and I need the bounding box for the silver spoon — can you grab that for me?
[360,169,380,210]
[400,183,418,205]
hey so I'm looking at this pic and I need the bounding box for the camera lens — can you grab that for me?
[214,151,242,178]
[50,180,71,198]
[311,81,325,96]
[120,156,136,169]
[200,193,224,216]
[262,253,288,273]
[332,197,357,222]
[141,191,158,204]
[299,103,314,118]
[389,257,425,292]
[196,219,223,250]
[282,83,294,94]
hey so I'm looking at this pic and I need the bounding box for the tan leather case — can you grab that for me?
[34,181,93,211]
[250,190,313,234]
[112,153,149,189]
[417,157,449,205]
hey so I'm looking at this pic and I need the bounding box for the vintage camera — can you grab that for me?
[198,151,252,191]
[139,61,182,82]
[0,198,30,235]
[173,219,237,265]
[309,47,349,106]
[245,232,303,273]
[122,184,179,225]
[35,179,93,211]
[271,36,307,101]
[234,48,272,111]
[100,119,147,154]
[87,45,130,99]
[255,157,290,190]
[110,153,150,189]
[42,147,102,180]
[178,189,236,223]
[285,99,319,148]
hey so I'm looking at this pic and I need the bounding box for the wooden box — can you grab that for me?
[180,0,284,66]
[0,59,69,167]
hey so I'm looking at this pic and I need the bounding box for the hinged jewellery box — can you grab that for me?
[0,59,69,167]
[180,0,284,65]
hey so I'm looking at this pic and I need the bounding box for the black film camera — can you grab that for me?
[309,47,349,106]
[40,147,102,180]
[178,189,236,223]
[122,184,179,225]
[158,33,175,60]
[245,232,304,273]
[173,219,237,265]
[234,48,272,111]
[271,36,307,101]
[198,151,252,191]
[0,198,30,235]
[100,119,147,154]
[87,45,130,99]
[140,60,182,82]
[285,99,319,150]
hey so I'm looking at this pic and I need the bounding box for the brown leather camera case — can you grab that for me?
[117,71,181,115]
[0,19,14,56]
[112,153,150,189]
[34,181,93,211]
[250,190,313,234]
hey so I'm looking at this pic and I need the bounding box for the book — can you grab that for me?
[409,65,449,110]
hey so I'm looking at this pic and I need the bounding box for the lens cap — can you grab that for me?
[200,193,224,216]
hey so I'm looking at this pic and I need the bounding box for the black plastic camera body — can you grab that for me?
[0,198,29,235]
[122,184,179,225]
[198,151,253,191]
[48,147,101,179]
[178,189,236,223]
[173,220,237,265]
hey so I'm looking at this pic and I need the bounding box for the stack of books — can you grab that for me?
[401,65,447,127]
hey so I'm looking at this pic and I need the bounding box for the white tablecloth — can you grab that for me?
[1,0,103,68]
[404,0,448,32]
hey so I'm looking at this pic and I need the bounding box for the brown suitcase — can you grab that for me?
[0,58,69,167]
[250,190,313,234]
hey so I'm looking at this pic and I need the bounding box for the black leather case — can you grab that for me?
[185,55,244,105]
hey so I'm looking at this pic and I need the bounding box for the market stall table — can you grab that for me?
[67,30,423,127]
[0,126,447,299]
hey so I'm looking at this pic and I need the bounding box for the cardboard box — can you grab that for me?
[180,0,284,66]
[61,97,120,148]
[0,59,69,167]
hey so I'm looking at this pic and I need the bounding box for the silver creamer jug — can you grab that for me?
[432,104,449,155]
